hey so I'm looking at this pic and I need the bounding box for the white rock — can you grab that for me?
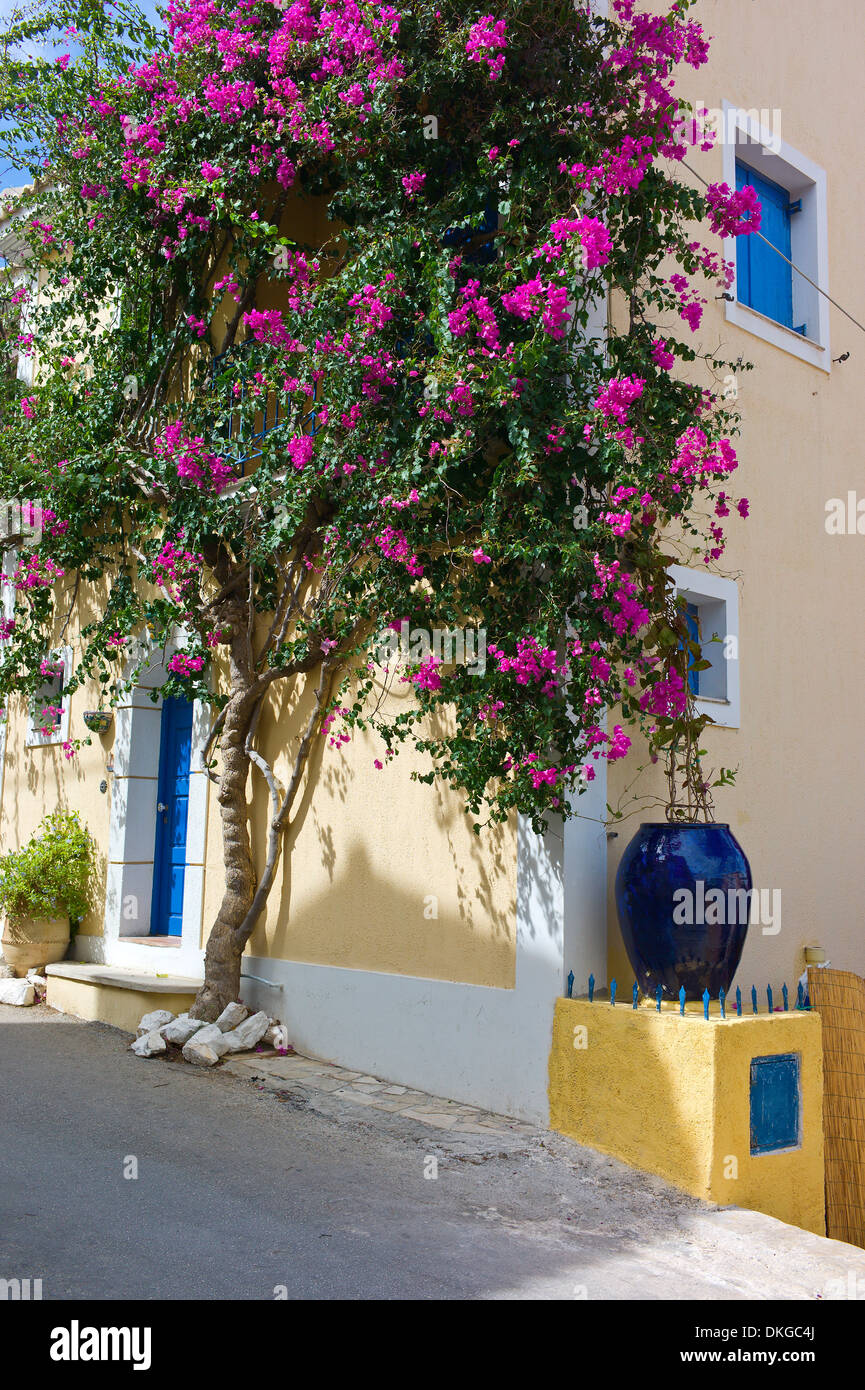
[160,1013,208,1047]
[26,970,47,987]
[130,1029,167,1057]
[215,1001,248,1032]
[188,1022,232,1057]
[0,977,35,1006]
[221,1010,270,1053]
[0,962,17,979]
[265,1022,290,1050]
[182,1039,221,1067]
[136,1009,175,1038]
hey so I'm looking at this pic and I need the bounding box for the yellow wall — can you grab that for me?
[202,679,517,986]
[0,679,113,939]
[47,975,198,1033]
[549,997,825,1234]
[0,578,516,986]
[607,0,865,993]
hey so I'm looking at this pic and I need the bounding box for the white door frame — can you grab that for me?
[74,645,209,978]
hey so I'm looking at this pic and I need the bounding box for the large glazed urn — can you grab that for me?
[615,823,752,1001]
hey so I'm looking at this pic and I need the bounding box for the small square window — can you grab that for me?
[26,647,72,747]
[669,566,740,729]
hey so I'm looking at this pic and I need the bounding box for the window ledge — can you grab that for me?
[725,298,830,373]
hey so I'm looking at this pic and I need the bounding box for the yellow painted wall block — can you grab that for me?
[47,977,198,1035]
[548,998,824,1236]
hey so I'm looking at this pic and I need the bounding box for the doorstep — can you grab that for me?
[117,936,182,948]
[45,962,202,1033]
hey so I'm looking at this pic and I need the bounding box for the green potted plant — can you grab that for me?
[0,811,97,974]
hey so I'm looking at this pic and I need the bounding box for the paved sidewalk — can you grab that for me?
[222,1049,539,1157]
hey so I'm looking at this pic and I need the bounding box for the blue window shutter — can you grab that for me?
[735,166,752,309]
[735,161,794,329]
[685,602,700,696]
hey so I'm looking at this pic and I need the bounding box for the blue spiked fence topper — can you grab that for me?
[567,974,808,1016]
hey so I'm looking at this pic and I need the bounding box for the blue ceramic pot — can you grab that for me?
[615,822,752,1001]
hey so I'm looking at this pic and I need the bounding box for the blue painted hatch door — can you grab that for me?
[151,697,193,937]
[749,1052,801,1155]
[735,161,799,332]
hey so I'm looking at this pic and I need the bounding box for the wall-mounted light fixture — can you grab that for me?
[804,945,827,965]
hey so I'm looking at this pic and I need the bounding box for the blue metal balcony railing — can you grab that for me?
[211,339,321,476]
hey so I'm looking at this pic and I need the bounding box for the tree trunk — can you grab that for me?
[187,594,328,1021]
[190,694,258,1020]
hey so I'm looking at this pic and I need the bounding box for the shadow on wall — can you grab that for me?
[251,835,516,986]
[237,674,518,987]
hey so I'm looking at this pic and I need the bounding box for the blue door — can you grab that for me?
[151,697,193,937]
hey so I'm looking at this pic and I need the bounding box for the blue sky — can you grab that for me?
[1,0,167,189]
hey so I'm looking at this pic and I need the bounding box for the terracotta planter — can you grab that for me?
[0,916,70,975]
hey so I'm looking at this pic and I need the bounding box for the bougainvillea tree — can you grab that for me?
[0,0,756,1016]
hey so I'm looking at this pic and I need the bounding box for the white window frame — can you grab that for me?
[0,547,15,635]
[0,549,16,749]
[10,269,36,388]
[25,645,73,748]
[721,101,830,373]
[668,565,740,730]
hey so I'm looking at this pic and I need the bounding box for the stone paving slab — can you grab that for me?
[222,1050,539,1156]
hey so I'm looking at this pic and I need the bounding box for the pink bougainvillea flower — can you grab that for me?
[466,15,507,80]
[705,181,762,238]
[167,652,204,677]
[651,337,675,370]
[401,171,426,198]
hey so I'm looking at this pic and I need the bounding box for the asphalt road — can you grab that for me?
[2,1003,864,1301]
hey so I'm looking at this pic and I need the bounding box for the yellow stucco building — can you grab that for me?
[0,1,862,1208]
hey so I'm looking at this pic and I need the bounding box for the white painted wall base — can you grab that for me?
[239,770,607,1125]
